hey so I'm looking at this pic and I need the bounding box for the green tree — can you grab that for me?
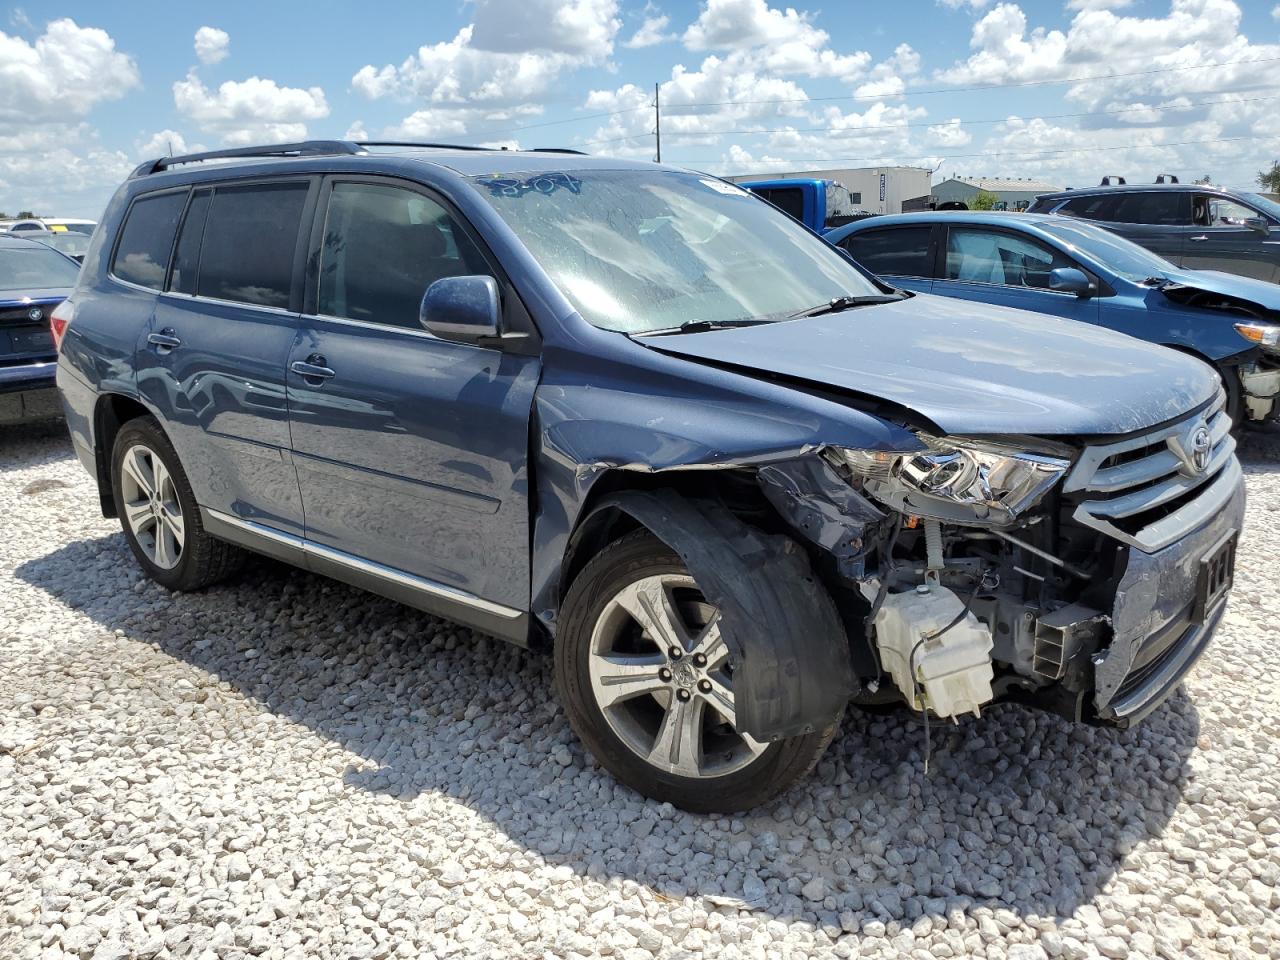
[16,210,35,219]
[1257,161,1280,193]
[970,190,1001,211]
[1193,174,1213,185]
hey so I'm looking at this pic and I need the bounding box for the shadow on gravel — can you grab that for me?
[1239,422,1280,472]
[16,528,1201,928]
[0,420,72,474]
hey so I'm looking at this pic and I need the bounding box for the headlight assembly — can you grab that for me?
[825,436,1071,525]
[1234,322,1280,357]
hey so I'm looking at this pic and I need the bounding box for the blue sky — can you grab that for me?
[2,0,1279,216]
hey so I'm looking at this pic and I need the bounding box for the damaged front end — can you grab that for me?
[758,390,1245,729]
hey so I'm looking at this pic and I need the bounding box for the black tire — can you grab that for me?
[110,416,244,591]
[555,529,841,813]
[1218,363,1245,429]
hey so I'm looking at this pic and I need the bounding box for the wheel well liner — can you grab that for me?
[585,489,855,742]
[93,393,152,518]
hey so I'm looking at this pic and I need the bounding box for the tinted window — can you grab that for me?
[0,243,81,291]
[945,227,1074,289]
[170,190,211,295]
[1110,191,1188,225]
[843,226,933,277]
[1058,194,1122,222]
[318,182,492,329]
[111,192,186,290]
[198,182,308,308]
[754,187,805,222]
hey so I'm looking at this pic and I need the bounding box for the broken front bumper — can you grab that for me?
[1092,472,1246,725]
[1240,361,1280,421]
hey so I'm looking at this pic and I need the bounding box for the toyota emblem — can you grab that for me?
[27,306,43,322]
[1189,425,1212,473]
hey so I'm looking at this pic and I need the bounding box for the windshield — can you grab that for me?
[36,233,91,257]
[469,168,880,333]
[1239,192,1280,222]
[0,242,80,291]
[1038,218,1177,282]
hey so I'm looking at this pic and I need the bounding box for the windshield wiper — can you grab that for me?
[788,294,905,318]
[637,318,777,337]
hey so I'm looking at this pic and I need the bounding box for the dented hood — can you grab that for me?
[645,293,1219,437]
[1157,267,1280,313]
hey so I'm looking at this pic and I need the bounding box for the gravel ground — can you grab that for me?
[1,422,1278,960]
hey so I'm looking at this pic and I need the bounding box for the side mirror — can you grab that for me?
[1050,267,1095,298]
[1246,217,1271,236]
[420,275,501,343]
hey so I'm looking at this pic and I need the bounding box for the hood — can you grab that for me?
[644,294,1218,437]
[1155,268,1280,314]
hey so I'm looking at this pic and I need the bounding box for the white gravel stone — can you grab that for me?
[2,421,1279,960]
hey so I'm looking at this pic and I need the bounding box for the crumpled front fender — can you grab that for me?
[593,489,855,741]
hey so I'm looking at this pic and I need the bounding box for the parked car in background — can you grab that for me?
[56,141,1242,812]
[738,177,869,234]
[33,231,92,262]
[41,218,97,236]
[1027,180,1280,284]
[828,211,1280,425]
[0,235,79,425]
[0,218,51,234]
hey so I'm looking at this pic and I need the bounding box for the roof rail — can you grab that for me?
[131,140,364,178]
[130,138,592,178]
[1154,173,1179,184]
[1100,175,1127,186]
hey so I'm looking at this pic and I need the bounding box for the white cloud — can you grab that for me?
[1273,3,1280,19]
[173,71,329,145]
[938,0,993,8]
[193,26,229,65]
[925,118,973,147]
[470,0,619,59]
[344,121,368,141]
[625,14,674,48]
[1066,0,1132,9]
[135,129,205,159]
[0,18,140,124]
[854,43,921,98]
[683,0,824,51]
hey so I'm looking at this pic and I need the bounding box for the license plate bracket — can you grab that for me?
[1193,530,1236,623]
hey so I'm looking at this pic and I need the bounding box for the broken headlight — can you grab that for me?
[826,437,1071,525]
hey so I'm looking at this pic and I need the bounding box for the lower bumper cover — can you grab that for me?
[1093,477,1246,724]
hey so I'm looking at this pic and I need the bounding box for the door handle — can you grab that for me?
[1189,235,1209,242]
[147,330,182,351]
[290,355,335,381]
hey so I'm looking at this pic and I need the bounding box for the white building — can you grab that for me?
[724,166,933,215]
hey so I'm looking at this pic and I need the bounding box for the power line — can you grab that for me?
[675,133,1268,167]
[576,92,1280,148]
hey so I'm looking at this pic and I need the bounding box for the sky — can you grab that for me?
[2,0,1279,217]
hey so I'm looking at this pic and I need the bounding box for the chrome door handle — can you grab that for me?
[290,357,335,381]
[147,330,182,351]
[1189,235,1209,242]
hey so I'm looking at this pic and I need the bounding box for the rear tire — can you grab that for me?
[555,529,841,813]
[110,416,244,591]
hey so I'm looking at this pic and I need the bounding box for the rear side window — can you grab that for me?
[1058,194,1122,222]
[170,190,211,296]
[842,226,933,278]
[1110,192,1189,225]
[318,181,492,329]
[197,182,308,308]
[112,192,186,290]
[753,187,805,222]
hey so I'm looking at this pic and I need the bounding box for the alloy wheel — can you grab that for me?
[118,443,185,570]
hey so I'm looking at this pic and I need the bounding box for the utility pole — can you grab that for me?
[654,82,661,163]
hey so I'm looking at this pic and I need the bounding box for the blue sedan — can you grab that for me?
[827,211,1280,424]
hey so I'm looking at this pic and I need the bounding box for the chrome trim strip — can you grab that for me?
[206,509,523,620]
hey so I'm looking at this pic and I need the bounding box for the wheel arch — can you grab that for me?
[557,477,855,742]
[92,392,157,518]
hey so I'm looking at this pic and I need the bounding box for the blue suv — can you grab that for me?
[56,141,1244,812]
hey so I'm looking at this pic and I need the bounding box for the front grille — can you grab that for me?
[1062,391,1239,552]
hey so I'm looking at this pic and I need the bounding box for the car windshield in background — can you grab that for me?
[36,233,91,258]
[1240,192,1280,222]
[469,169,880,333]
[1038,218,1177,282]
[0,243,81,291]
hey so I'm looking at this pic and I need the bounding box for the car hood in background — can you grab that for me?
[1156,268,1280,313]
[644,294,1218,437]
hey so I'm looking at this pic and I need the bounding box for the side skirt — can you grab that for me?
[201,508,531,646]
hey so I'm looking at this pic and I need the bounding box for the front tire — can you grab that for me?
[110,416,243,591]
[555,529,841,813]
